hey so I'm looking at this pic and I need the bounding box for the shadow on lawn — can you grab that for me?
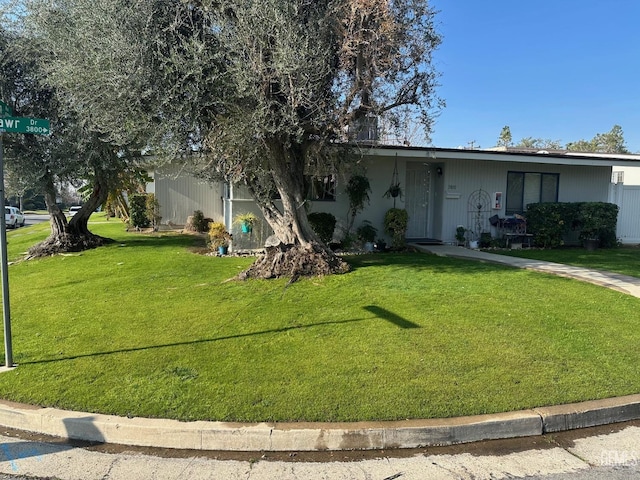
[24,305,417,365]
[107,233,207,250]
[363,305,420,329]
[345,251,510,275]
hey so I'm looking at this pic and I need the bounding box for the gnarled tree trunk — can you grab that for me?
[237,141,349,281]
[28,174,111,257]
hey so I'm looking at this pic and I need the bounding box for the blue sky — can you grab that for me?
[428,0,640,152]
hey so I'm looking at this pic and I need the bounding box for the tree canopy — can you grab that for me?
[566,125,629,154]
[1,22,146,255]
[23,0,443,279]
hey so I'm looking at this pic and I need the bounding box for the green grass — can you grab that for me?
[0,216,639,423]
[495,246,640,278]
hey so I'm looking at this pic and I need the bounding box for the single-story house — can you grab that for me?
[147,146,640,248]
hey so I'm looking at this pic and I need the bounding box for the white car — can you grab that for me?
[5,206,25,228]
[68,205,82,216]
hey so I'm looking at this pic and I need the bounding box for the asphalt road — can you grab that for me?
[23,214,49,227]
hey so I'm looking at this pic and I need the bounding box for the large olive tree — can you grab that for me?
[26,0,442,279]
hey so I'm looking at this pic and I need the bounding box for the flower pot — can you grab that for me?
[469,240,479,249]
[218,246,228,256]
[241,222,252,234]
[375,241,387,252]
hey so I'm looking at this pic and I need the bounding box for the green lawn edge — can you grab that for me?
[0,217,639,423]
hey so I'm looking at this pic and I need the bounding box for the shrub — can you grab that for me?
[384,208,409,249]
[526,203,569,248]
[356,220,377,243]
[526,202,619,248]
[129,194,150,228]
[208,222,232,249]
[479,232,492,248]
[192,210,210,233]
[308,212,336,244]
[345,174,371,232]
[145,194,161,228]
[578,202,619,248]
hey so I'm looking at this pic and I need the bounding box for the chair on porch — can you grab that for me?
[491,214,534,248]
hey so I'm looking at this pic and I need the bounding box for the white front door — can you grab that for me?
[405,162,431,239]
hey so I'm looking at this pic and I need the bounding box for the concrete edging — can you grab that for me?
[1,395,640,451]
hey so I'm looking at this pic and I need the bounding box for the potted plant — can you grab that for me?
[356,220,377,252]
[455,226,467,246]
[208,221,232,255]
[383,183,403,200]
[233,212,258,234]
[479,231,492,248]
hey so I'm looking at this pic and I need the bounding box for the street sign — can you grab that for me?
[0,101,51,369]
[0,116,50,135]
[0,101,12,117]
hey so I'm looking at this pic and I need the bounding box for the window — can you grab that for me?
[506,171,559,215]
[306,174,337,201]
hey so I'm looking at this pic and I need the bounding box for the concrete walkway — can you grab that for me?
[415,244,640,298]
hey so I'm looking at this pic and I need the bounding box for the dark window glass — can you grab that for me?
[506,172,559,215]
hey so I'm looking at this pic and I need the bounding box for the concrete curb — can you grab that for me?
[1,395,639,452]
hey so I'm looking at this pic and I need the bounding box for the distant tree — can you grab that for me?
[515,137,563,150]
[497,126,512,147]
[566,125,629,154]
[507,124,630,154]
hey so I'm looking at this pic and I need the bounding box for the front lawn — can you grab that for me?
[0,217,639,422]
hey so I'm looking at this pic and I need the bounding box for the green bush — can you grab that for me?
[526,202,618,248]
[384,208,409,249]
[308,212,336,244]
[129,194,150,228]
[345,175,371,232]
[526,203,569,248]
[578,202,619,248]
[356,220,377,243]
[192,210,210,233]
[479,232,492,248]
[145,194,161,228]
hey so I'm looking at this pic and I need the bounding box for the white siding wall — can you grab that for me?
[438,160,611,244]
[149,168,224,226]
[304,156,399,243]
[305,156,613,245]
[152,154,616,246]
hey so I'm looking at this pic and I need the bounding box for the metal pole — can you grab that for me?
[0,133,13,368]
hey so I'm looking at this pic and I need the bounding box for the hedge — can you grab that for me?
[526,202,619,248]
[308,212,337,244]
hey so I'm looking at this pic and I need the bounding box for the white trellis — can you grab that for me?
[467,189,491,241]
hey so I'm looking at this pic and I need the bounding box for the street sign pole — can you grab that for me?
[0,101,49,370]
[0,132,13,369]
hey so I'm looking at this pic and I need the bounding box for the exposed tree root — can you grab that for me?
[236,243,350,282]
[27,233,113,258]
